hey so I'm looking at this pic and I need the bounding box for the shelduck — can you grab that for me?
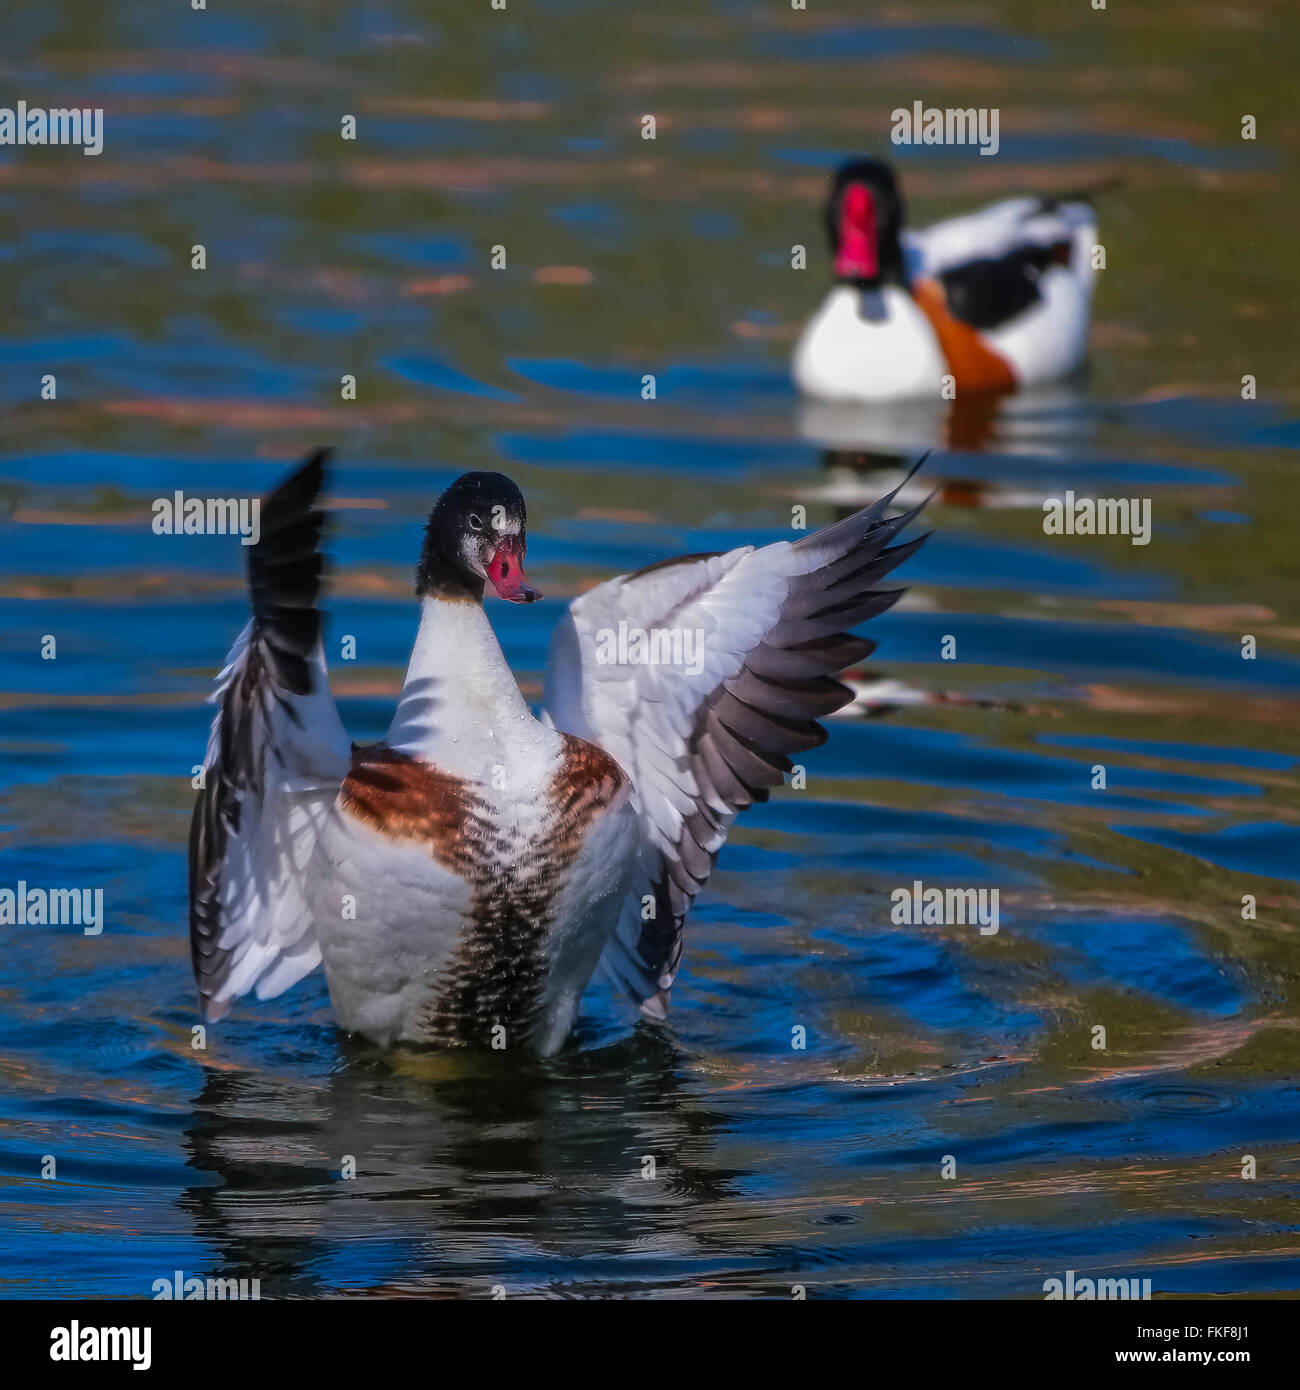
[793,157,1107,404]
[189,450,925,1055]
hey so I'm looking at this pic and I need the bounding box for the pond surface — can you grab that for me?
[1,1,1298,1298]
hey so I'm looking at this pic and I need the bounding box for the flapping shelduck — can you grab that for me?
[189,451,926,1054]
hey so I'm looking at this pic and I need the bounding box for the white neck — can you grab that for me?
[387,597,534,772]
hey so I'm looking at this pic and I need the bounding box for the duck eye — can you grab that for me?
[468,514,484,532]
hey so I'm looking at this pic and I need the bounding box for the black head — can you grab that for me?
[824,157,907,289]
[415,471,541,603]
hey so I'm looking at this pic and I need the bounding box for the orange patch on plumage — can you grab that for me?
[912,276,1018,395]
[549,734,628,856]
[339,744,480,872]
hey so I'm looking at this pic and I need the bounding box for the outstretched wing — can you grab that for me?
[188,449,350,1020]
[542,472,926,1018]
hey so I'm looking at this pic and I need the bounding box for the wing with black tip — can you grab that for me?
[542,470,927,1017]
[188,449,350,1020]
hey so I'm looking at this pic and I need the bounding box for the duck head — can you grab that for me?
[416,471,541,604]
[825,158,907,289]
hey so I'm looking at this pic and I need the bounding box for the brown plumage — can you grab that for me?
[548,733,628,858]
[340,744,481,875]
[337,738,628,1048]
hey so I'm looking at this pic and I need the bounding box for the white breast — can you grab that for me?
[792,285,947,403]
[309,806,472,1043]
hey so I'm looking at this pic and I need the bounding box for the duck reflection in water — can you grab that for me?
[178,1026,743,1297]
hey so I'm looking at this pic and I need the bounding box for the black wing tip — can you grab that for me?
[794,449,930,554]
[887,450,930,510]
[866,449,929,511]
[250,449,333,632]
[264,447,333,511]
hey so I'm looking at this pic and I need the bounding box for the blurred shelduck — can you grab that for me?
[793,158,1111,403]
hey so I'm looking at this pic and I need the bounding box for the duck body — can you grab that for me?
[308,598,637,1054]
[793,160,1102,403]
[189,451,925,1056]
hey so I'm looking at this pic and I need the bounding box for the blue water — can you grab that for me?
[1,0,1298,1299]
